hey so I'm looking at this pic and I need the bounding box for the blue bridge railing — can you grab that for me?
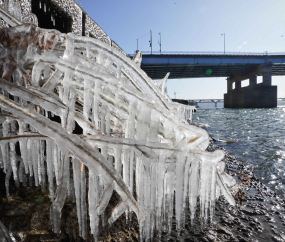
[131,51,285,56]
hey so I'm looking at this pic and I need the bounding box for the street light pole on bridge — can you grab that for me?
[149,30,152,55]
[174,91,180,99]
[158,32,161,55]
[221,33,225,55]
[137,38,138,52]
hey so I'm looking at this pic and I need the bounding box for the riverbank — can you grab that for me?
[0,128,285,241]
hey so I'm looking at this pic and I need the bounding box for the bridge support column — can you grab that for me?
[235,80,241,90]
[249,76,257,87]
[261,63,272,86]
[224,78,234,108]
[227,78,233,93]
[224,63,277,108]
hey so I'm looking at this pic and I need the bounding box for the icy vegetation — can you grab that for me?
[0,5,238,241]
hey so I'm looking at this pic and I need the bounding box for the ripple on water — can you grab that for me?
[193,107,285,195]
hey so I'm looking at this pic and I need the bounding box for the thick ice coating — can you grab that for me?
[0,19,237,241]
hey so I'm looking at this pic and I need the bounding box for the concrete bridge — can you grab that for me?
[131,51,285,108]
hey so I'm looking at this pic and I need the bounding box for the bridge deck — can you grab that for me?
[134,52,285,79]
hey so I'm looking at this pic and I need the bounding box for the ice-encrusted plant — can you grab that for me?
[0,4,238,242]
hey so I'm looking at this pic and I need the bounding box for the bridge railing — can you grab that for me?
[189,98,285,102]
[131,51,285,56]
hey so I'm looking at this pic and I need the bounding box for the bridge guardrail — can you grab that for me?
[130,51,285,56]
[188,98,285,103]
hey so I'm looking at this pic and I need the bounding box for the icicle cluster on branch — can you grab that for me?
[0,21,239,241]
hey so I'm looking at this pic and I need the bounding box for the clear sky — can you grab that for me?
[77,0,285,99]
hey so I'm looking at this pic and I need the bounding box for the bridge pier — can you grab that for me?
[250,76,257,87]
[224,63,277,108]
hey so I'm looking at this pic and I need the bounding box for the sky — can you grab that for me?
[77,0,285,99]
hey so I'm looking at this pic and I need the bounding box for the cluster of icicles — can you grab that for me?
[0,22,238,241]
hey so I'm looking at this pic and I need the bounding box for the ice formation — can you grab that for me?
[0,4,238,241]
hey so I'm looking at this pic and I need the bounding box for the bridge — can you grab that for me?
[189,99,224,108]
[188,98,285,108]
[135,51,285,79]
[130,51,285,108]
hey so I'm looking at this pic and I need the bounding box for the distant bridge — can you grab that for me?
[189,98,285,108]
[189,99,224,108]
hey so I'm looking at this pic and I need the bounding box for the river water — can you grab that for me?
[193,106,285,196]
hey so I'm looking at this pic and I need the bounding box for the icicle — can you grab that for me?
[105,112,111,136]
[9,142,18,181]
[210,162,217,223]
[99,104,107,134]
[200,159,212,224]
[1,120,9,172]
[189,156,199,224]
[66,157,70,198]
[32,140,39,186]
[143,162,152,241]
[0,144,8,173]
[175,154,186,235]
[155,155,167,239]
[150,161,157,239]
[27,139,33,177]
[88,169,99,241]
[53,142,59,185]
[0,148,3,169]
[97,180,114,226]
[123,149,130,190]
[83,79,92,131]
[44,3,46,12]
[164,163,175,235]
[129,150,134,194]
[73,158,83,237]
[40,140,46,187]
[19,138,29,174]
[39,1,41,9]
[182,156,191,227]
[36,140,42,185]
[80,163,87,239]
[46,140,54,200]
[115,146,122,176]
[50,154,69,234]
[57,147,62,180]
[93,82,102,130]
[136,156,145,241]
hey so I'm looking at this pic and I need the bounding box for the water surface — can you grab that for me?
[193,107,285,195]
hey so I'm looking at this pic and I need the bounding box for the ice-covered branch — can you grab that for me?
[0,22,237,241]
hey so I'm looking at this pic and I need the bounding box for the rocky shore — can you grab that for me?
[0,127,285,241]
